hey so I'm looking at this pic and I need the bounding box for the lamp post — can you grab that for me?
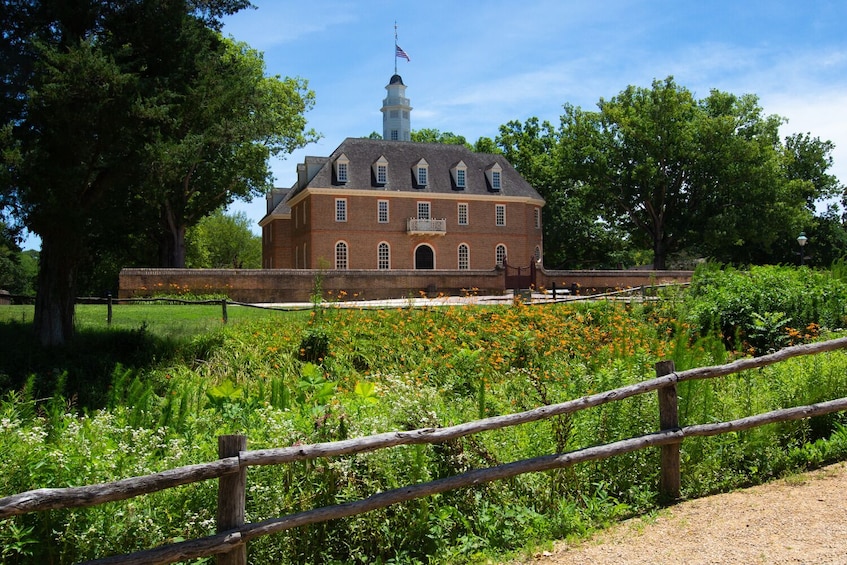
[797,232,808,266]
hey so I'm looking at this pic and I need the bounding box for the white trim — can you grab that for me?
[457,202,469,226]
[458,243,470,270]
[335,240,349,269]
[286,187,544,207]
[495,243,507,267]
[451,160,467,189]
[377,199,390,223]
[413,242,436,269]
[377,241,391,270]
[413,158,429,187]
[335,198,347,222]
[335,153,350,183]
[495,203,506,227]
[373,155,389,185]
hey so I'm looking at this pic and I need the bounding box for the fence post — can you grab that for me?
[656,360,680,502]
[217,434,247,565]
[221,298,228,324]
[107,292,113,326]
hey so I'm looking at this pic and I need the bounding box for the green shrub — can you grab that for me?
[683,263,847,354]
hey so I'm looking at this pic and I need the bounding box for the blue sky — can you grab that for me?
[219,0,847,234]
[18,1,847,248]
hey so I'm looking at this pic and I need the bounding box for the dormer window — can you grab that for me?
[335,154,350,184]
[451,161,467,190]
[413,158,429,188]
[486,163,502,192]
[372,156,389,185]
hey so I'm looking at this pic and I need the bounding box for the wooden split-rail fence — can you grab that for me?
[1,337,847,564]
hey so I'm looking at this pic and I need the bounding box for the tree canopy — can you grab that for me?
[141,36,318,268]
[185,208,261,269]
[1,0,317,345]
[498,77,844,269]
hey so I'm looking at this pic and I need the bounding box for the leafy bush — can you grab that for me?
[683,263,847,354]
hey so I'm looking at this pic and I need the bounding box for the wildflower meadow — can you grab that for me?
[1,264,847,563]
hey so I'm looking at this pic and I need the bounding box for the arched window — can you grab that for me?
[378,242,390,270]
[534,246,542,262]
[495,244,507,268]
[458,244,470,270]
[335,241,348,269]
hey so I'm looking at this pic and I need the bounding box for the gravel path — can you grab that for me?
[509,461,847,565]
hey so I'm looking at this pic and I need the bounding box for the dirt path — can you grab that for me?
[509,461,847,565]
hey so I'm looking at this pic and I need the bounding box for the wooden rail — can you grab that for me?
[0,336,845,564]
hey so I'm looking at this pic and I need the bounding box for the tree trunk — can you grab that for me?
[34,236,81,347]
[653,236,667,270]
[158,204,188,268]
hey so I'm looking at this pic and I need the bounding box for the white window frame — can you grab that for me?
[373,156,389,185]
[335,241,348,269]
[495,204,506,227]
[378,242,390,270]
[458,244,470,270]
[335,154,349,184]
[486,162,503,191]
[335,198,347,222]
[495,244,507,268]
[417,201,431,220]
[457,202,468,226]
[414,159,429,187]
[451,160,467,189]
[534,207,541,229]
[378,200,389,223]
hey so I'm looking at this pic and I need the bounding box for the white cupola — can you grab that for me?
[381,74,412,141]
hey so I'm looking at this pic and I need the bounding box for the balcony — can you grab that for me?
[407,218,447,235]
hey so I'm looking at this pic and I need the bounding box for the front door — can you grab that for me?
[415,245,434,269]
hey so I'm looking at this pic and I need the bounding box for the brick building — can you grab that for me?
[260,74,545,271]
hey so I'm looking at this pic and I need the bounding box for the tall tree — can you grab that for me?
[558,77,836,268]
[185,208,261,268]
[497,117,635,268]
[1,1,315,346]
[142,37,318,267]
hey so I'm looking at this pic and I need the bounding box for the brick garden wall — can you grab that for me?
[118,268,692,303]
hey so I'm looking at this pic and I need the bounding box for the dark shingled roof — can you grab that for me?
[294,138,544,202]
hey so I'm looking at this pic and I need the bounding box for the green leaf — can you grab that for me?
[354,381,379,404]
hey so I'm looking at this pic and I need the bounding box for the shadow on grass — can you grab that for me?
[0,320,210,409]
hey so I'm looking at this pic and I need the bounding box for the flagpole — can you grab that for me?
[394,21,398,75]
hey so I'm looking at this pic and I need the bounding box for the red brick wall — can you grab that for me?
[271,193,543,270]
[119,267,692,303]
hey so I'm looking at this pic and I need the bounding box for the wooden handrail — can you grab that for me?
[3,337,846,520]
[82,396,847,565]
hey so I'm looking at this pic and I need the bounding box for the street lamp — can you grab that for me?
[797,232,808,266]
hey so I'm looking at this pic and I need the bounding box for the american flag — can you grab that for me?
[395,45,411,62]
